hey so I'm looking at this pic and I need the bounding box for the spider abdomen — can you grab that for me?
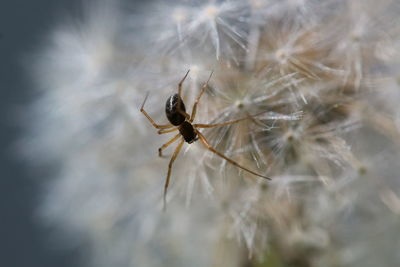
[166,93,186,126]
[179,121,197,143]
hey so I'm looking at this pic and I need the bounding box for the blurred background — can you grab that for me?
[2,1,400,266]
[0,1,81,266]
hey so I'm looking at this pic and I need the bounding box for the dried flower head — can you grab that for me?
[25,0,400,266]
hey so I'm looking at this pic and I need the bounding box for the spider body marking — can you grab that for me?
[140,70,271,210]
[165,93,187,126]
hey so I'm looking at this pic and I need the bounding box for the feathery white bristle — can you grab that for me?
[25,0,400,266]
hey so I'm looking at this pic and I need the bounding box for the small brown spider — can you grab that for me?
[140,70,271,209]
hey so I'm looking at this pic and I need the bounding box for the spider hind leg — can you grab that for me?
[195,130,271,180]
[158,133,181,157]
[163,138,185,211]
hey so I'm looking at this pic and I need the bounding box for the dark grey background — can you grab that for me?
[0,1,82,266]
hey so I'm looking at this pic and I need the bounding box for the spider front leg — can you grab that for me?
[176,70,191,121]
[163,138,185,210]
[178,69,190,100]
[190,71,213,122]
[195,130,271,180]
[140,93,173,129]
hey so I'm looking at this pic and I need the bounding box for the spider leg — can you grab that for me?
[178,110,191,121]
[193,110,266,128]
[178,69,190,99]
[163,138,185,210]
[195,130,271,180]
[190,71,214,122]
[176,70,191,121]
[140,93,173,129]
[194,116,252,128]
[158,127,179,135]
[158,133,181,157]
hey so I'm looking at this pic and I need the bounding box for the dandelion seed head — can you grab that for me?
[275,47,291,64]
[248,0,266,9]
[25,0,400,266]
[202,4,220,20]
[172,7,187,23]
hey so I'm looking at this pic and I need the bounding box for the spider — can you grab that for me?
[140,70,271,209]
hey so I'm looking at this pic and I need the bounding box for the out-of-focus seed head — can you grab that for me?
[25,0,400,266]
